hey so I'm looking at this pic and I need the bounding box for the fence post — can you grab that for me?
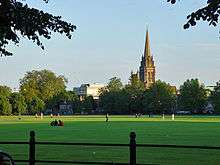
[29,131,36,165]
[130,132,136,165]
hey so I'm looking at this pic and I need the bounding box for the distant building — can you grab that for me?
[204,102,214,114]
[44,101,73,115]
[131,30,156,88]
[59,101,73,115]
[74,83,105,100]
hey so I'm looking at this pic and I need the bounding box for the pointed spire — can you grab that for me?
[144,29,151,58]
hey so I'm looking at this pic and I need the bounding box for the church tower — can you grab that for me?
[139,30,156,88]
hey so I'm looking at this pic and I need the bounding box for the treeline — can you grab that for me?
[0,69,220,115]
[0,70,95,115]
[99,77,220,115]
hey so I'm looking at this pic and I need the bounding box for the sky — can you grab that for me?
[0,0,220,90]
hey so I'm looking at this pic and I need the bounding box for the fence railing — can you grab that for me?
[1,131,220,165]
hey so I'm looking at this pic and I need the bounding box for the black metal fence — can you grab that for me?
[1,131,220,165]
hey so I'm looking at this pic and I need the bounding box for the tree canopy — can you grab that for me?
[20,69,67,103]
[167,0,220,29]
[0,95,12,115]
[0,85,12,98]
[142,80,176,114]
[10,92,27,115]
[99,78,177,115]
[178,79,208,113]
[0,0,76,56]
[210,81,220,113]
[106,77,123,92]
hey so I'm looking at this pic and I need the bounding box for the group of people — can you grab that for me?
[50,119,64,126]
[135,113,142,118]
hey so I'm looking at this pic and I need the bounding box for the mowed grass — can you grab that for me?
[1,115,220,164]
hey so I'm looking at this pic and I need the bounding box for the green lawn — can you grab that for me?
[1,115,220,164]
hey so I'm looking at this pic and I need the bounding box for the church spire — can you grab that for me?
[144,29,151,58]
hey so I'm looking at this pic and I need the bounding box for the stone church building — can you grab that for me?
[131,30,156,88]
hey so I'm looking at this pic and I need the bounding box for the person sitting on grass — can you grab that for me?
[50,119,59,126]
[54,119,58,126]
[58,120,64,126]
[50,121,55,126]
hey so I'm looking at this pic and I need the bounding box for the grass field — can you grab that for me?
[1,115,220,165]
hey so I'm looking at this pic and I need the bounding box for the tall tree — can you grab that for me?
[142,80,176,114]
[0,85,12,98]
[0,95,12,115]
[28,96,45,114]
[178,79,208,113]
[106,77,123,92]
[129,73,145,90]
[167,0,220,30]
[124,75,145,114]
[20,69,67,103]
[210,81,220,113]
[99,90,129,114]
[47,90,79,111]
[99,77,129,114]
[10,92,27,115]
[81,96,96,112]
[0,0,76,56]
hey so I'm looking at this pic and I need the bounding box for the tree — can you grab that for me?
[47,90,79,112]
[0,95,12,115]
[129,73,145,90]
[106,77,123,92]
[28,96,45,114]
[0,0,76,56]
[178,79,208,113]
[81,96,96,112]
[10,92,27,115]
[20,69,67,103]
[99,90,129,114]
[124,75,145,114]
[210,81,220,113]
[99,77,129,114]
[0,85,12,98]
[167,0,220,29]
[142,80,176,114]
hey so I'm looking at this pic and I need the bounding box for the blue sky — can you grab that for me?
[0,0,220,90]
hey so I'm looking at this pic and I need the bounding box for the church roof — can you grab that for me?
[144,30,151,58]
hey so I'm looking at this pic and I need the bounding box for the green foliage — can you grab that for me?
[0,0,76,56]
[0,95,12,115]
[99,90,129,114]
[167,0,220,30]
[210,81,220,113]
[0,85,12,98]
[47,90,79,111]
[100,78,177,115]
[0,85,12,115]
[124,84,144,114]
[129,73,145,90]
[28,96,45,114]
[10,92,27,115]
[179,79,208,113]
[19,69,68,114]
[81,96,96,111]
[106,77,123,92]
[142,80,176,114]
[20,69,67,103]
[99,77,129,114]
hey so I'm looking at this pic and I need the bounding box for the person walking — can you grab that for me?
[105,113,109,122]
